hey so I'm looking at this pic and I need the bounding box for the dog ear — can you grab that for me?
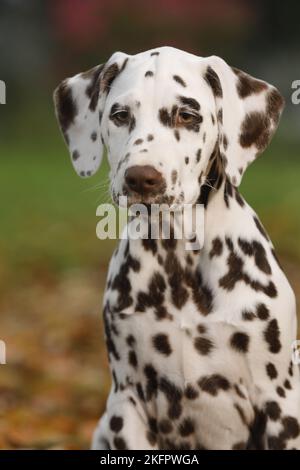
[53,52,128,177]
[203,56,285,186]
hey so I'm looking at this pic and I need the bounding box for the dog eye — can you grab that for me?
[177,109,196,125]
[112,110,130,123]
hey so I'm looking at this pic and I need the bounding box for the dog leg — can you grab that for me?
[91,393,158,450]
[263,367,300,450]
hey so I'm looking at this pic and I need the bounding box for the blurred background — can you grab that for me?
[0,0,299,449]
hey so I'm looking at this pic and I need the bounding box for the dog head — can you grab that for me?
[54,47,284,207]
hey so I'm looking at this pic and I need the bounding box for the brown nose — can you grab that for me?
[125,165,164,195]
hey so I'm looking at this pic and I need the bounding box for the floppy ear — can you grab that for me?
[53,52,128,177]
[203,56,285,186]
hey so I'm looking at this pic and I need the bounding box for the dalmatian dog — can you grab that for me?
[54,47,300,450]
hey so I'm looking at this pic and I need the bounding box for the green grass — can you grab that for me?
[0,139,116,282]
[0,135,299,283]
[240,140,300,261]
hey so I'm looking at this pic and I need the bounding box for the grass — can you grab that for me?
[0,140,114,282]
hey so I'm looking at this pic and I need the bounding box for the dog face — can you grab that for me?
[54,47,284,207]
[102,48,219,206]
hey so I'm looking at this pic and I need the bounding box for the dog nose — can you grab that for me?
[125,165,164,195]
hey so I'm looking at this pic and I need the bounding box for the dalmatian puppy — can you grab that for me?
[54,47,300,450]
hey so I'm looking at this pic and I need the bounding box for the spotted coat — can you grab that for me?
[54,47,300,450]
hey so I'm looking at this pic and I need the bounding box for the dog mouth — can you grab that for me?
[129,193,175,206]
[111,180,177,206]
[113,191,179,209]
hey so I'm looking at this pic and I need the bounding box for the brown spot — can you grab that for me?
[128,350,138,368]
[72,150,80,161]
[159,107,173,127]
[136,382,145,402]
[126,334,135,347]
[144,364,158,401]
[253,241,272,274]
[91,131,97,141]
[234,403,248,425]
[265,401,281,421]
[152,333,172,356]
[264,319,281,353]
[268,435,286,450]
[266,362,278,380]
[235,189,245,207]
[219,248,277,298]
[217,108,223,123]
[184,384,199,400]
[205,66,223,98]
[238,238,271,275]
[159,419,173,434]
[253,216,269,241]
[173,75,186,87]
[209,237,223,258]
[239,111,270,151]
[120,57,128,72]
[101,62,120,95]
[198,374,230,396]
[242,309,256,321]
[284,379,291,390]
[113,436,127,449]
[184,267,213,315]
[281,416,300,440]
[179,418,194,437]
[196,148,202,163]
[223,134,228,150]
[54,81,77,133]
[146,430,157,446]
[83,64,105,111]
[272,248,283,271]
[165,252,189,309]
[194,336,214,355]
[230,332,250,353]
[232,67,267,98]
[110,415,123,432]
[267,88,285,124]
[276,386,285,398]
[145,70,154,77]
[159,377,183,420]
[256,303,269,321]
[179,96,200,111]
[171,170,178,185]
